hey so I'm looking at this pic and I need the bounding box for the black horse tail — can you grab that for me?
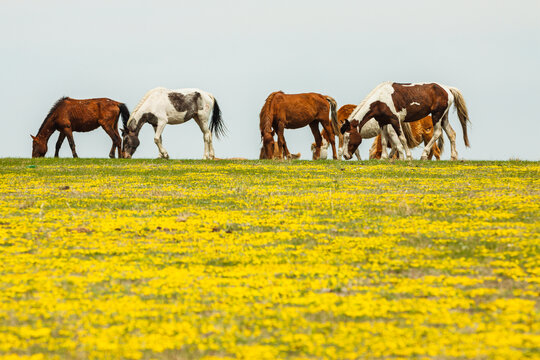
[118,103,131,131]
[210,97,226,139]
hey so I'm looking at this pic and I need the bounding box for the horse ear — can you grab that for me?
[30,135,36,140]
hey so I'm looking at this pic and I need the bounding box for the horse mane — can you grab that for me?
[127,87,166,129]
[37,97,68,134]
[349,81,393,121]
[259,91,283,136]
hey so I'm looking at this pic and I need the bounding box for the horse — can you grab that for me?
[341,82,470,160]
[121,87,225,159]
[259,91,340,160]
[312,104,361,160]
[31,97,129,158]
[368,115,443,160]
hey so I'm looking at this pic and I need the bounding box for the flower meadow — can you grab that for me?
[0,158,538,359]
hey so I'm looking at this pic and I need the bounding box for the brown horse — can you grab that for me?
[259,91,340,160]
[369,116,443,160]
[31,97,130,158]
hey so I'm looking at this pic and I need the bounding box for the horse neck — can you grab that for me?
[132,117,146,135]
[36,120,56,142]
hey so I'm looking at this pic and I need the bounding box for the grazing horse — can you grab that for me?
[259,91,340,160]
[369,115,443,160]
[31,97,129,158]
[122,87,225,159]
[312,104,361,160]
[341,82,470,160]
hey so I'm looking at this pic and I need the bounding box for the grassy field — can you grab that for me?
[0,158,538,359]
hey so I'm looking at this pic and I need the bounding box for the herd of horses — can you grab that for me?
[31,82,470,160]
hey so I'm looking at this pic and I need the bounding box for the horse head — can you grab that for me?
[31,135,47,158]
[121,128,140,159]
[341,120,362,160]
[311,139,329,160]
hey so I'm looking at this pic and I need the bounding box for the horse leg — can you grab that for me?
[441,113,458,160]
[194,115,214,159]
[422,127,438,160]
[281,141,293,159]
[320,120,338,160]
[421,115,444,160]
[153,121,169,159]
[58,127,78,158]
[101,124,122,158]
[275,124,290,159]
[337,130,344,160]
[319,129,330,160]
[309,122,323,160]
[385,125,406,160]
[380,128,389,160]
[398,125,412,160]
[54,132,65,158]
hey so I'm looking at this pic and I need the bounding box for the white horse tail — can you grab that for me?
[325,95,340,136]
[210,96,226,139]
[401,121,418,148]
[448,87,470,147]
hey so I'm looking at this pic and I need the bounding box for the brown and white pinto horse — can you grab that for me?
[369,116,443,160]
[341,82,470,160]
[260,91,340,160]
[31,97,129,158]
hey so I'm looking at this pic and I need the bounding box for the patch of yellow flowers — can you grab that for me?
[0,159,538,359]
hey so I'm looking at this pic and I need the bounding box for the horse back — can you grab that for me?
[62,98,120,132]
[274,93,329,127]
[391,83,448,122]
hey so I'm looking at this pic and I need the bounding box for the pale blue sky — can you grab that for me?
[1,0,539,160]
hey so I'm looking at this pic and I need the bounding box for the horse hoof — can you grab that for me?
[420,155,428,160]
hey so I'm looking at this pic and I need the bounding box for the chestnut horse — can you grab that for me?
[369,115,443,160]
[260,91,340,160]
[31,97,129,158]
[341,82,470,160]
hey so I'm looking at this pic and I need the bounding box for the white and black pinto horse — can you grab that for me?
[122,87,225,159]
[341,82,470,160]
